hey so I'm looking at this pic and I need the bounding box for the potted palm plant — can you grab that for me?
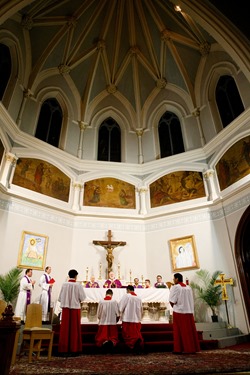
[190,269,222,322]
[0,267,23,306]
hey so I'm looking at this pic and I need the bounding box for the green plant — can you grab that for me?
[0,267,23,305]
[190,269,222,316]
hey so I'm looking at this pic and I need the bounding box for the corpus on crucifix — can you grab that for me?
[93,230,126,275]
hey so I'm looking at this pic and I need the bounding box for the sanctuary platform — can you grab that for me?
[51,322,219,355]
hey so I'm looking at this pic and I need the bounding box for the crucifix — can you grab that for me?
[214,273,234,326]
[93,230,126,276]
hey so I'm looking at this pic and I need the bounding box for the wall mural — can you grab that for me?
[216,135,250,191]
[12,158,70,202]
[84,177,136,209]
[150,171,205,208]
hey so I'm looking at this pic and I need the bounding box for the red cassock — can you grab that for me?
[59,308,82,353]
[169,282,200,353]
[118,292,144,349]
[95,296,119,346]
[58,279,86,354]
[172,312,200,353]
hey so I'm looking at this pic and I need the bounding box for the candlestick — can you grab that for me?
[129,269,132,283]
[118,263,121,280]
[99,263,102,280]
[86,267,88,281]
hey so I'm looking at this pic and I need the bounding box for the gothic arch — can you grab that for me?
[235,205,250,326]
[35,88,72,151]
[205,62,241,133]
[0,33,22,107]
[91,108,128,162]
[151,101,187,160]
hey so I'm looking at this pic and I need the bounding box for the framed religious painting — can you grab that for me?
[169,235,200,272]
[17,231,48,270]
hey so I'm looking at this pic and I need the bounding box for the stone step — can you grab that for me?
[217,333,250,348]
[195,322,250,349]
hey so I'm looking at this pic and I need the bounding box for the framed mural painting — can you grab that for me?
[17,231,48,270]
[169,235,200,272]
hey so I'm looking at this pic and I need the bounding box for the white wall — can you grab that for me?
[0,187,249,334]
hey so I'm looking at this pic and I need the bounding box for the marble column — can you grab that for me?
[71,182,83,211]
[203,168,219,201]
[77,121,88,159]
[136,129,144,164]
[0,153,18,189]
[192,108,205,147]
[138,186,148,215]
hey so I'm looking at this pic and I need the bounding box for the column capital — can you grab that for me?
[203,169,215,179]
[78,121,89,131]
[5,153,18,164]
[192,108,200,117]
[136,129,144,137]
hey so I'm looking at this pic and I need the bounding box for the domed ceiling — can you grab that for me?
[2,0,247,133]
[16,1,216,120]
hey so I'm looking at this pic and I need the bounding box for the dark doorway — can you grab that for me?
[235,205,250,325]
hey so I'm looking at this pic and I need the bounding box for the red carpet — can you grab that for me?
[9,342,250,375]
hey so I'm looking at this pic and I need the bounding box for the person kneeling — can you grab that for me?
[95,289,120,353]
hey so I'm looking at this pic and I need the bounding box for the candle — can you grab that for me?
[86,267,88,281]
[118,263,121,280]
[99,263,102,279]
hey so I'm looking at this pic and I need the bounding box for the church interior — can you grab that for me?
[0,0,250,339]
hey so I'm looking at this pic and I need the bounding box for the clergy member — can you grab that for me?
[58,269,86,356]
[154,275,167,288]
[15,269,36,323]
[133,277,143,288]
[95,289,120,352]
[169,272,200,354]
[103,271,122,288]
[85,275,100,288]
[118,285,144,354]
[39,266,55,322]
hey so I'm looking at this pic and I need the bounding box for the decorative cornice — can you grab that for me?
[0,193,248,231]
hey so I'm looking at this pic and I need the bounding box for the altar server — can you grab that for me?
[58,269,86,356]
[118,285,144,354]
[103,271,122,288]
[95,289,120,351]
[15,269,36,322]
[169,272,200,354]
[39,266,55,322]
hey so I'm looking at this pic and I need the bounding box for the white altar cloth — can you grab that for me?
[54,287,171,319]
[83,288,170,303]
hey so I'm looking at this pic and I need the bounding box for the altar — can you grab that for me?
[84,287,169,303]
[81,287,171,323]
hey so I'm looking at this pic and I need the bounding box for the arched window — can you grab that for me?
[35,98,62,147]
[97,117,121,162]
[158,111,184,158]
[0,43,11,100]
[216,75,244,128]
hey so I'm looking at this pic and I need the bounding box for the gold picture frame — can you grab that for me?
[169,235,200,272]
[17,231,48,270]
